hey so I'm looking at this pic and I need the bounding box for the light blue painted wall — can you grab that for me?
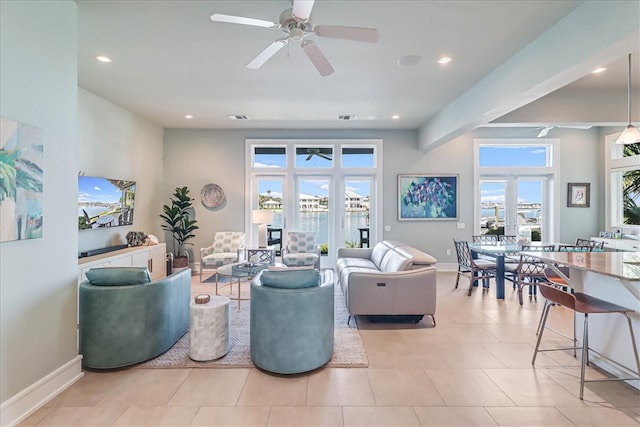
[163,127,604,264]
[0,0,78,402]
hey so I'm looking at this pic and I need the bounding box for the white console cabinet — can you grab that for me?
[78,243,167,283]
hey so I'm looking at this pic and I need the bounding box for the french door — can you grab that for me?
[478,177,547,241]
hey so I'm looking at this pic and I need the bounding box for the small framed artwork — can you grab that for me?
[567,182,590,207]
[398,174,458,220]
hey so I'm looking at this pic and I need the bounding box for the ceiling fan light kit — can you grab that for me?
[616,53,640,145]
[210,0,379,77]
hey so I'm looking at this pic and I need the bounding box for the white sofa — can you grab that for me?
[337,240,438,325]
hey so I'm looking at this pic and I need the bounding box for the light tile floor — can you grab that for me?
[18,272,640,426]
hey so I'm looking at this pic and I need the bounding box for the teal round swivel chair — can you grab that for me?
[250,269,334,374]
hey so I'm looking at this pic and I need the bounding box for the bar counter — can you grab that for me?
[525,251,640,389]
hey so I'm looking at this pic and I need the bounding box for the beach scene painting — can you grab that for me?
[0,116,44,242]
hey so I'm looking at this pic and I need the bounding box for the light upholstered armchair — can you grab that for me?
[282,231,321,270]
[200,231,245,282]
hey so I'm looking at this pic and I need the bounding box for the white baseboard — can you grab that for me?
[435,262,457,272]
[0,356,83,427]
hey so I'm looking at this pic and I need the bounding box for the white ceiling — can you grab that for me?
[77,0,638,131]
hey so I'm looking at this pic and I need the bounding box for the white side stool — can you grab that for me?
[189,295,230,361]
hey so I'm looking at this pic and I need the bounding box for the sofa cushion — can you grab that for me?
[379,249,412,272]
[336,257,378,270]
[394,246,438,267]
[85,267,151,286]
[260,269,321,289]
[370,242,393,269]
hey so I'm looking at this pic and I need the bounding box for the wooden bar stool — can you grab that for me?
[532,280,640,399]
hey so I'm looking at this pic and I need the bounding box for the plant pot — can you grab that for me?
[173,256,189,268]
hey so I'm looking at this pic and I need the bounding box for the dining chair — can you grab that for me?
[575,238,605,250]
[453,239,497,296]
[558,244,592,252]
[504,253,550,305]
[472,235,498,262]
[472,235,498,244]
[532,280,640,399]
[498,235,518,243]
[505,244,554,282]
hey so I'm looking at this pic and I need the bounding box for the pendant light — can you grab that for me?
[615,53,640,144]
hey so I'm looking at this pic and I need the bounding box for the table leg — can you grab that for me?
[496,255,505,299]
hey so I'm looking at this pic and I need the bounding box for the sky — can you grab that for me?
[479,145,548,205]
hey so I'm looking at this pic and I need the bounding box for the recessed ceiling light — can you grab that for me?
[185,114,193,119]
[391,115,400,120]
[397,55,422,67]
[95,55,112,63]
[592,67,607,74]
[437,56,452,64]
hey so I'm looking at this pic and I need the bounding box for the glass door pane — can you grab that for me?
[343,179,372,248]
[480,181,508,235]
[296,177,331,267]
[517,180,544,241]
[256,177,285,254]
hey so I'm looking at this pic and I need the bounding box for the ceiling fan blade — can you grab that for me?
[537,127,551,138]
[314,25,380,43]
[558,125,592,129]
[292,0,315,22]
[301,40,334,77]
[247,39,289,69]
[210,13,279,29]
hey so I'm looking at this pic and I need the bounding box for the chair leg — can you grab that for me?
[573,311,578,358]
[580,313,589,400]
[532,300,552,365]
[517,282,524,305]
[455,269,461,289]
[536,300,551,336]
[624,313,640,375]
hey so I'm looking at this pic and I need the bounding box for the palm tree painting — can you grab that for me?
[0,116,44,242]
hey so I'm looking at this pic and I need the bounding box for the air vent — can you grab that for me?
[228,115,249,120]
[338,115,357,120]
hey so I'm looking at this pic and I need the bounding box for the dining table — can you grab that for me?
[468,241,558,300]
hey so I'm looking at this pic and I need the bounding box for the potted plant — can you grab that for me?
[160,186,199,268]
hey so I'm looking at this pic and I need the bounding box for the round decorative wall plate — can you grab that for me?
[201,183,225,208]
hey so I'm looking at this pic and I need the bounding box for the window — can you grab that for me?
[474,139,558,241]
[253,147,286,168]
[246,139,382,265]
[606,138,640,228]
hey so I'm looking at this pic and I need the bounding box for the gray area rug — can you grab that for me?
[137,275,368,369]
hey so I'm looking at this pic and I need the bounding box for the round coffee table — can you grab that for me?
[216,263,285,309]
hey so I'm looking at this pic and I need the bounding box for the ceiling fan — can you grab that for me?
[305,148,332,161]
[210,0,380,77]
[537,125,592,137]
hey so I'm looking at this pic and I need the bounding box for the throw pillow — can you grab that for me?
[260,269,320,289]
[86,267,151,286]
